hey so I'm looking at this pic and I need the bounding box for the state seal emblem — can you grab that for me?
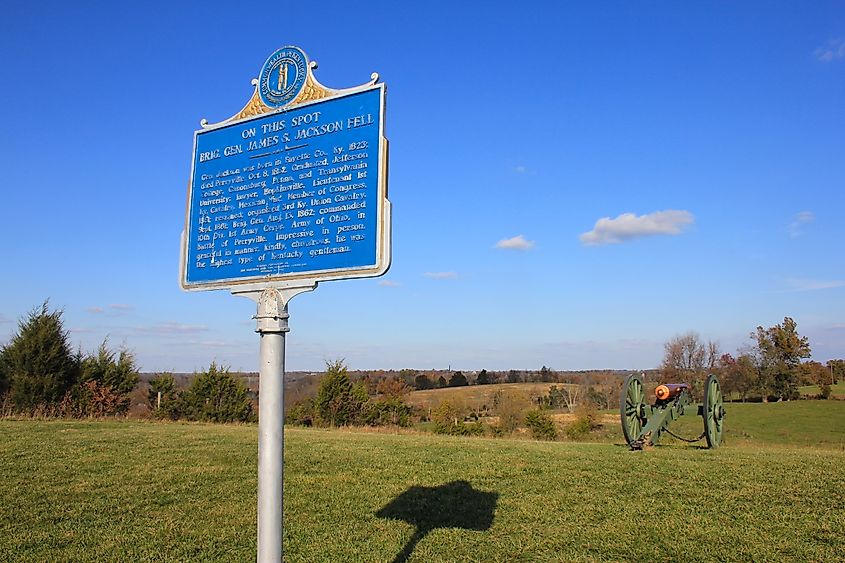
[258,46,308,108]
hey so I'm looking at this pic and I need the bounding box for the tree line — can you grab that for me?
[0,303,139,417]
[2,303,839,426]
[0,303,255,422]
[660,317,842,402]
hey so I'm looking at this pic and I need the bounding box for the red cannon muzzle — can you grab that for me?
[655,383,690,401]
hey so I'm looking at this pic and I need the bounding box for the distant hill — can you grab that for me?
[405,382,575,412]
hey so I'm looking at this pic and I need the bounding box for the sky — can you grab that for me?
[0,1,843,373]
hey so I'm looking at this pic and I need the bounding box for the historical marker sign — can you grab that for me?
[179,47,390,562]
[181,47,390,290]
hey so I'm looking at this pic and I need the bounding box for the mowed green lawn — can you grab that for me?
[1,403,844,562]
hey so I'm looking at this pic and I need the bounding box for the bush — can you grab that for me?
[1,302,79,412]
[491,390,530,436]
[362,396,413,427]
[73,340,139,416]
[80,340,139,396]
[431,400,483,436]
[818,384,832,400]
[525,409,557,440]
[58,380,130,418]
[286,399,315,426]
[148,373,179,418]
[564,404,601,440]
[180,362,254,423]
[314,360,365,426]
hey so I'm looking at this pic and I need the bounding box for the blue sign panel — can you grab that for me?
[183,85,386,288]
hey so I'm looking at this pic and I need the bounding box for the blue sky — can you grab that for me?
[1,1,843,372]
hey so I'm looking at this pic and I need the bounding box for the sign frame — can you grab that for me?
[180,49,391,292]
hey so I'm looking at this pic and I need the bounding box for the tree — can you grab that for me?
[398,369,418,388]
[720,353,759,402]
[181,362,253,422]
[376,376,409,397]
[437,375,447,388]
[80,340,139,396]
[431,400,482,436]
[148,372,177,413]
[314,360,361,426]
[476,369,490,385]
[525,409,557,440]
[414,374,433,390]
[754,317,810,400]
[1,302,79,411]
[827,359,844,385]
[447,371,468,387]
[492,390,530,435]
[661,332,719,397]
[801,361,832,399]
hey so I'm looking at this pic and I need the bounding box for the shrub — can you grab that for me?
[148,372,179,418]
[80,340,139,396]
[818,384,832,400]
[1,302,80,412]
[431,400,483,436]
[564,404,601,440]
[58,380,130,418]
[362,396,413,427]
[314,360,364,426]
[286,399,315,426]
[525,409,557,441]
[491,390,530,436]
[73,340,140,416]
[180,362,254,423]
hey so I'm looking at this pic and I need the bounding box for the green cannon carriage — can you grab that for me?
[620,373,725,449]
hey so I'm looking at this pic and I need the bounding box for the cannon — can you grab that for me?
[620,373,725,449]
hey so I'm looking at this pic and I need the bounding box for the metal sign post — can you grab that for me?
[180,46,390,562]
[234,285,314,561]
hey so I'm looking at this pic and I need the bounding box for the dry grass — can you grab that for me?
[406,382,573,411]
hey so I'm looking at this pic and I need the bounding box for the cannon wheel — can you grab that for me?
[703,374,725,448]
[620,373,647,447]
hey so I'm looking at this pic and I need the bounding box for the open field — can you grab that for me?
[406,382,572,411]
[2,404,844,562]
[655,400,845,449]
[800,382,845,399]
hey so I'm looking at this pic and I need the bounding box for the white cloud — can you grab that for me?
[579,210,694,246]
[132,322,209,335]
[814,39,845,62]
[784,278,845,292]
[424,272,458,280]
[495,234,535,251]
[86,306,104,314]
[788,210,814,238]
[0,313,12,324]
[514,165,527,174]
[109,304,134,311]
[378,280,400,287]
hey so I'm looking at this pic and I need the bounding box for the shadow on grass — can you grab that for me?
[376,480,498,563]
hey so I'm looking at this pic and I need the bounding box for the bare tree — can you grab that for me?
[661,332,720,397]
[561,385,581,413]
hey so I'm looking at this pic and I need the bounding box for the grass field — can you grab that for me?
[800,382,845,399]
[2,402,844,562]
[406,382,566,412]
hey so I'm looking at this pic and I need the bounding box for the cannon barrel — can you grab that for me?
[655,383,689,401]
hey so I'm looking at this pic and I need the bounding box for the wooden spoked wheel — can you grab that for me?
[620,373,647,447]
[703,374,725,448]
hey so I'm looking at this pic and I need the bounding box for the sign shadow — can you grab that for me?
[376,480,498,563]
